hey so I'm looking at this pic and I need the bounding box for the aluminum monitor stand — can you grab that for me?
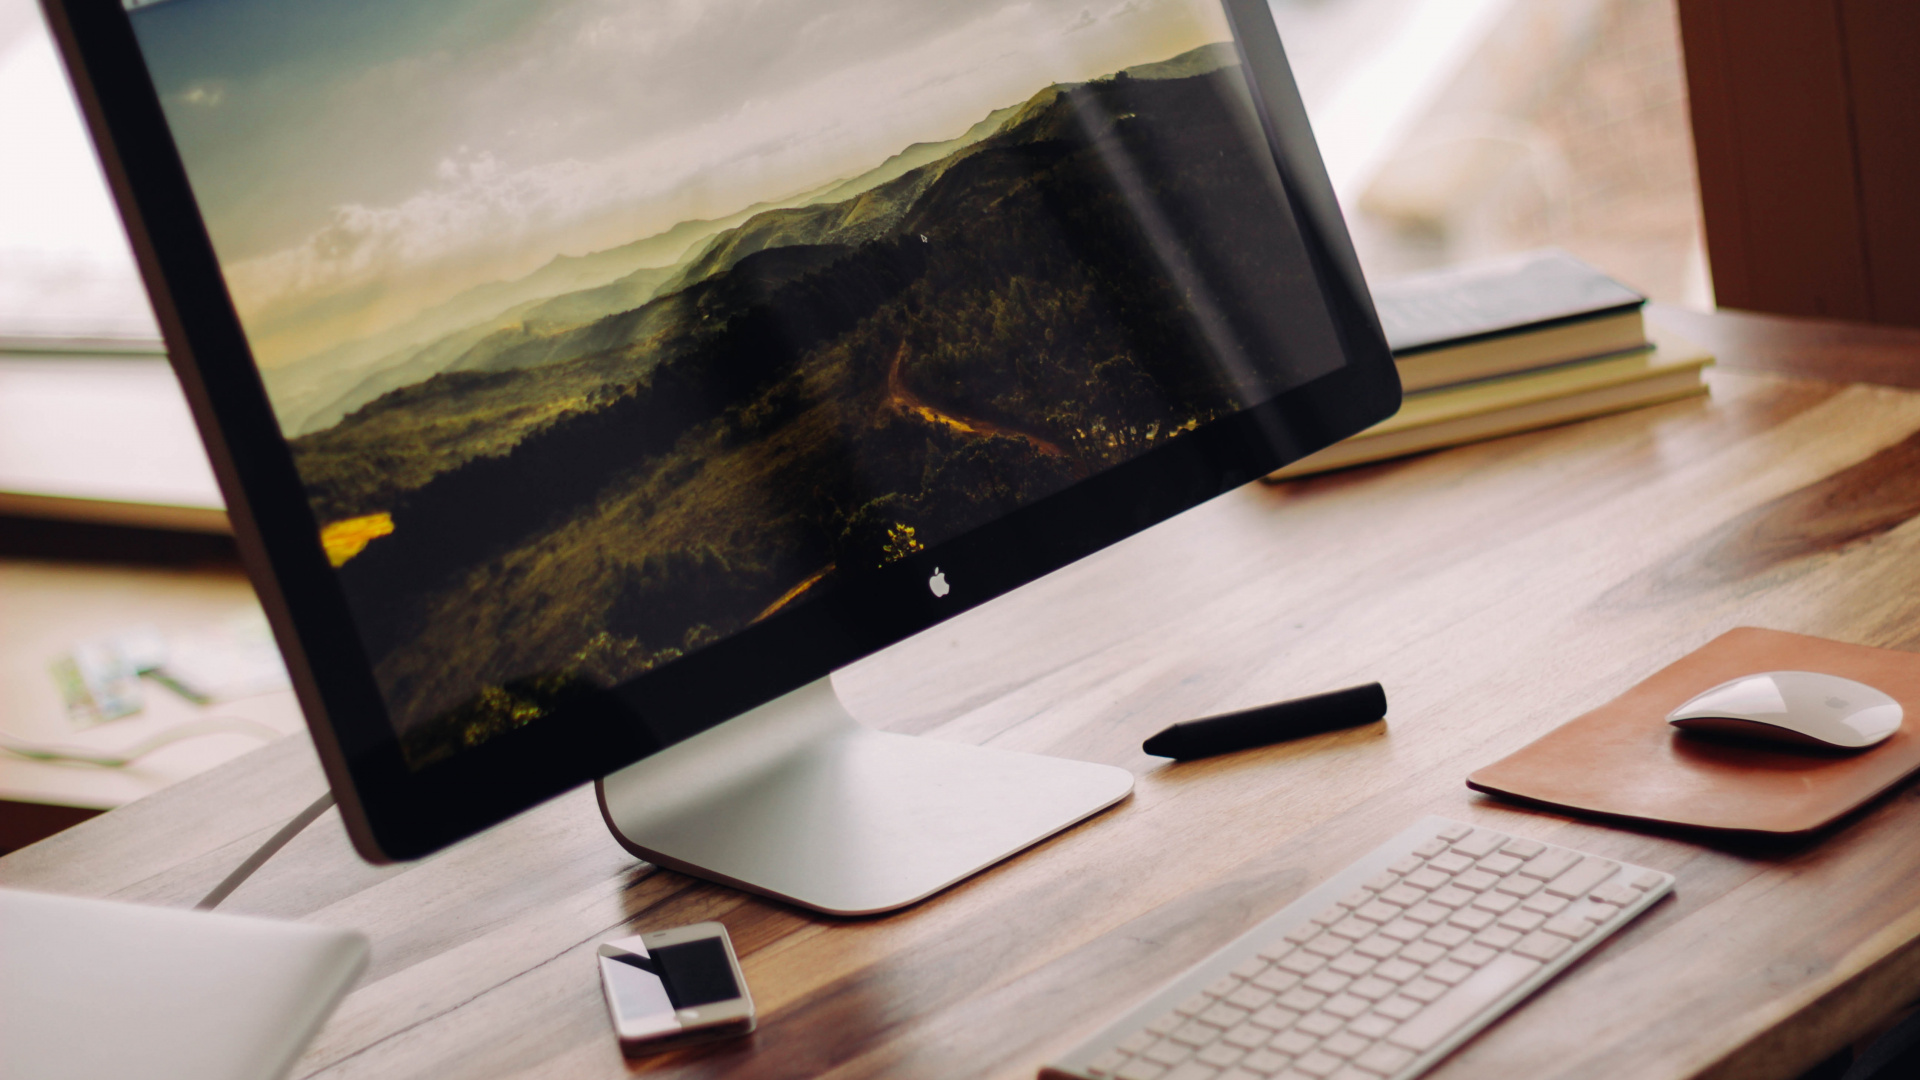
[596,676,1134,915]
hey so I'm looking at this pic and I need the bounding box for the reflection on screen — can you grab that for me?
[128,0,1345,767]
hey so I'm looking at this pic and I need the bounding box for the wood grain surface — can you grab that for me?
[7,360,1920,1080]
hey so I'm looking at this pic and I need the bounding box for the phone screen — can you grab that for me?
[649,939,741,1007]
[603,936,741,1025]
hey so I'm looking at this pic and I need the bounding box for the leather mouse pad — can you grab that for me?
[1467,627,1920,834]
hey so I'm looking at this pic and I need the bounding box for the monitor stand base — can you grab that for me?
[595,676,1134,915]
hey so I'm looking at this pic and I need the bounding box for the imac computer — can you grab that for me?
[46,0,1399,913]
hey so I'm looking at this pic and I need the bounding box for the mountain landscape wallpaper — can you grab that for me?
[134,0,1344,766]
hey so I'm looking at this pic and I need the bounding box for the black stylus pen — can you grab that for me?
[1141,682,1387,760]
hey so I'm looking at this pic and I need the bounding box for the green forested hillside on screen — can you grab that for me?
[289,49,1331,765]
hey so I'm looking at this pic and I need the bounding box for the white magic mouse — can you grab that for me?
[1666,670,1903,749]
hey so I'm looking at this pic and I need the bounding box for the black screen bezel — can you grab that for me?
[43,0,1400,861]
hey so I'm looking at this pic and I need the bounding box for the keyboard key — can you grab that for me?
[1398,941,1446,965]
[1328,1067,1375,1080]
[1501,838,1544,859]
[1379,919,1424,942]
[1586,902,1621,924]
[1283,924,1320,945]
[1228,986,1276,1011]
[1163,1063,1222,1080]
[1121,1032,1159,1054]
[1374,995,1422,1021]
[1474,927,1522,950]
[1514,931,1572,962]
[1202,1004,1251,1028]
[1546,858,1619,899]
[1280,952,1327,975]
[1149,1013,1184,1035]
[1521,892,1570,916]
[1477,853,1523,876]
[1115,1059,1167,1080]
[1329,917,1377,941]
[1447,907,1495,931]
[1355,1043,1415,1074]
[1590,882,1639,907]
[1631,869,1666,890]
[1452,947,1499,972]
[1400,978,1447,1003]
[1422,924,1471,948]
[1328,953,1376,977]
[1403,902,1449,925]
[1354,936,1400,959]
[1178,994,1214,1015]
[1347,1013,1396,1040]
[1427,852,1474,874]
[1172,1022,1220,1047]
[1242,1049,1291,1075]
[1362,871,1400,892]
[1347,976,1395,1001]
[1402,868,1449,891]
[1387,855,1424,875]
[1386,953,1542,1052]
[1254,969,1303,994]
[1203,1041,1251,1065]
[1456,830,1508,858]
[1223,1024,1270,1050]
[1269,1029,1316,1055]
[1277,988,1326,1013]
[1321,1031,1369,1059]
[1543,913,1599,940]
[1519,848,1580,881]
[1437,823,1472,841]
[1323,994,1369,1019]
[1304,934,1350,958]
[1377,884,1426,907]
[1373,958,1421,982]
[1148,1039,1195,1064]
[1207,976,1244,997]
[1303,971,1351,995]
[1494,874,1543,898]
[1354,901,1400,923]
[1427,885,1473,908]
[1089,1048,1131,1076]
[1498,910,1546,933]
[1452,869,1499,892]
[1249,1006,1301,1031]
[1296,1012,1344,1037]
[1471,891,1520,914]
[1292,1050,1343,1077]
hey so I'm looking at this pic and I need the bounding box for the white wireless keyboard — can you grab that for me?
[1042,817,1673,1080]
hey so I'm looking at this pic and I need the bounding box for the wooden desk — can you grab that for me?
[5,309,1920,1080]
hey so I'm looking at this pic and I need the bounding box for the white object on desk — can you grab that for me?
[0,888,367,1080]
[1667,670,1904,750]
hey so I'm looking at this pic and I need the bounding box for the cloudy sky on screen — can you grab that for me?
[131,0,1229,370]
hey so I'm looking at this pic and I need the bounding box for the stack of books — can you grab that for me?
[1267,249,1713,480]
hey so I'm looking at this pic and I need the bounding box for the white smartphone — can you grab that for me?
[597,922,755,1054]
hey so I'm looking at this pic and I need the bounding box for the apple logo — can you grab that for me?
[928,567,950,598]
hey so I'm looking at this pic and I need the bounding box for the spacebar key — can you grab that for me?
[1385,953,1544,1053]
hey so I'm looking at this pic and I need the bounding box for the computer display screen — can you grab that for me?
[120,0,1352,771]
